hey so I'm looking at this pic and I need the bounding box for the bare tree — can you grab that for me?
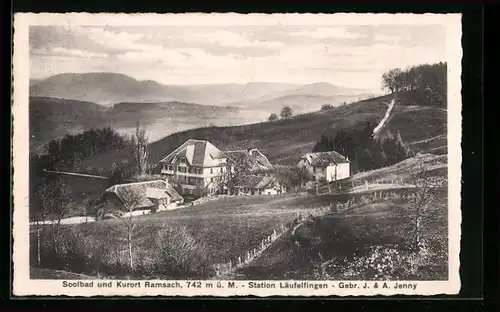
[37,178,73,257]
[399,165,437,248]
[33,189,48,266]
[124,212,137,269]
[131,122,149,176]
[120,191,144,270]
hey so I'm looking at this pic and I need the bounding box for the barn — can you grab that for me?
[101,180,184,217]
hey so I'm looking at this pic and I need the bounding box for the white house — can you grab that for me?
[158,139,230,196]
[297,151,351,183]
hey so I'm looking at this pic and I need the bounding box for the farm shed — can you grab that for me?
[102,180,184,217]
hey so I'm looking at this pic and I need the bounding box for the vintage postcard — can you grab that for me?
[12,13,462,297]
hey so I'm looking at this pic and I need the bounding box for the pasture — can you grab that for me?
[85,194,345,264]
[31,193,349,279]
[237,187,448,280]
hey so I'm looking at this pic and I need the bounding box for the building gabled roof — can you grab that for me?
[300,151,350,167]
[105,180,183,211]
[224,149,274,172]
[159,139,225,167]
[230,174,280,190]
[255,176,277,189]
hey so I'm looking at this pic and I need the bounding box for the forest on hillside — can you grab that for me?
[381,62,447,107]
[313,62,447,173]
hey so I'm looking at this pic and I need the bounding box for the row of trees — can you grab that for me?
[31,123,153,271]
[313,122,413,173]
[30,127,130,176]
[381,62,447,107]
[268,106,293,122]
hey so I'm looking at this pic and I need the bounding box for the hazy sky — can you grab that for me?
[30,24,447,93]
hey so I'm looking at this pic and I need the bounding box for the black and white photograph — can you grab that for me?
[12,13,462,296]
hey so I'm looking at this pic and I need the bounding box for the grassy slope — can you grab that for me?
[317,153,448,194]
[29,97,108,153]
[237,155,449,280]
[74,93,447,172]
[70,194,338,266]
[35,152,449,278]
[237,188,448,280]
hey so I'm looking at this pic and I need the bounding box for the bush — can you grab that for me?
[268,113,278,122]
[30,222,214,279]
[322,238,447,280]
[280,106,293,119]
[151,225,214,278]
[320,104,335,111]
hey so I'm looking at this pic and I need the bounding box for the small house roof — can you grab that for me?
[300,151,350,167]
[224,149,274,172]
[105,180,182,210]
[231,174,279,190]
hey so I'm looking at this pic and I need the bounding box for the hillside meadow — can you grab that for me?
[71,93,446,174]
[30,193,347,279]
[237,187,448,280]
[31,152,448,280]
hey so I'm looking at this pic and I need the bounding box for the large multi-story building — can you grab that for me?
[158,139,230,196]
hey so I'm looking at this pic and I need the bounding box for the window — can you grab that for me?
[313,167,316,174]
[210,168,213,174]
[211,177,214,182]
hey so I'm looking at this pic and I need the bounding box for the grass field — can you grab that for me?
[89,194,347,264]
[32,193,352,278]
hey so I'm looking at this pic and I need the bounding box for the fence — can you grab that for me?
[314,175,446,196]
[212,206,332,278]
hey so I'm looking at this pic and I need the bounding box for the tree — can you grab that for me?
[36,178,73,257]
[320,104,335,111]
[268,113,278,122]
[119,190,146,270]
[131,122,149,176]
[398,165,437,249]
[108,160,137,186]
[382,68,402,94]
[280,106,293,119]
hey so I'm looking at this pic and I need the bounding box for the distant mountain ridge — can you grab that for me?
[29,96,261,154]
[30,72,373,108]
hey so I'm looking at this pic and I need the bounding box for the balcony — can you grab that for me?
[161,169,205,177]
[161,169,175,175]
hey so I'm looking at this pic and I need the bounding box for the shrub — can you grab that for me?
[150,225,214,278]
[320,104,335,111]
[268,113,278,122]
[322,238,447,280]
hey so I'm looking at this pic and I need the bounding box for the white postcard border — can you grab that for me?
[12,12,463,297]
